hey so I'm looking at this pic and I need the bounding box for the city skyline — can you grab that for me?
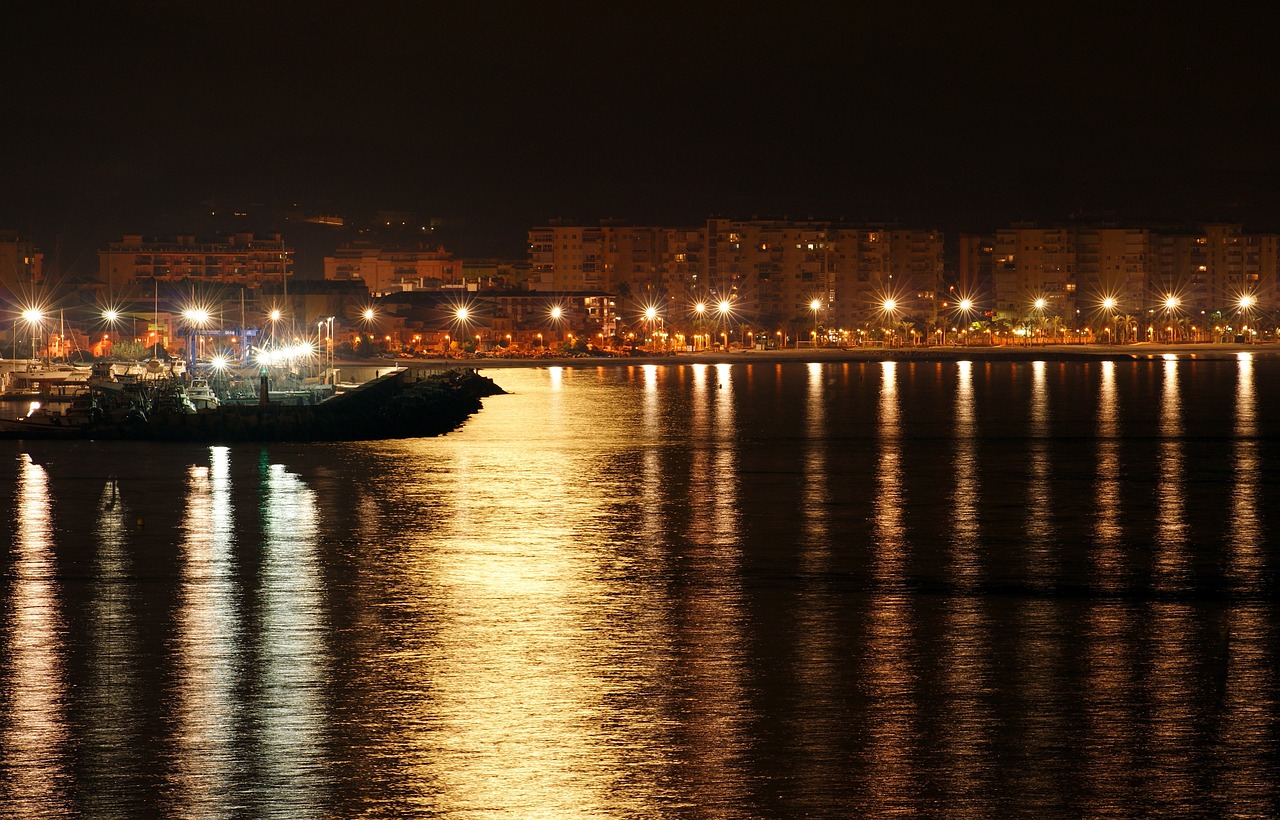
[4,2,1279,264]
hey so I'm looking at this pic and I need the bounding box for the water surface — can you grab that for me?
[2,357,1278,816]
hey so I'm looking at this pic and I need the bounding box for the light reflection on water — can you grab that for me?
[2,454,71,815]
[0,358,1278,815]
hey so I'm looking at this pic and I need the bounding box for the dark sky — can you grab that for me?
[4,1,1279,260]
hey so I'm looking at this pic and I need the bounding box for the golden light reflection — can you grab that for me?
[951,360,980,589]
[938,595,995,811]
[1228,354,1262,589]
[937,360,995,808]
[257,462,328,809]
[682,361,751,802]
[793,363,840,791]
[864,360,920,807]
[1081,600,1139,813]
[642,364,659,437]
[1147,602,1197,813]
[1011,598,1071,807]
[1155,358,1189,590]
[2,454,71,814]
[1092,361,1124,589]
[546,366,564,440]
[1217,355,1273,813]
[873,361,905,571]
[397,366,681,815]
[803,362,828,549]
[1218,602,1274,814]
[1026,361,1056,586]
[167,446,243,816]
[83,478,143,812]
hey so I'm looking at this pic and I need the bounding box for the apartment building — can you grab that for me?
[531,220,946,333]
[100,233,292,289]
[323,243,461,294]
[1,231,43,295]
[527,224,606,291]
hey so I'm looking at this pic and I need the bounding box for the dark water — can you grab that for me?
[2,357,1278,817]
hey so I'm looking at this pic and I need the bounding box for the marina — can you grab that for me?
[0,359,504,441]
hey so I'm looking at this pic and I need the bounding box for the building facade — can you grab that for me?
[989,223,1280,329]
[323,243,462,294]
[99,233,293,289]
[0,231,43,296]
[530,219,946,336]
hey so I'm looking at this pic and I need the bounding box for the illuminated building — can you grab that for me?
[323,242,462,294]
[0,231,43,294]
[99,233,292,289]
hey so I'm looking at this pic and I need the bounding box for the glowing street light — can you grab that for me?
[809,298,823,347]
[1100,296,1118,343]
[1160,295,1181,342]
[182,307,213,361]
[1237,294,1258,343]
[19,308,44,359]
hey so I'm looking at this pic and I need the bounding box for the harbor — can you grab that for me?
[0,359,504,441]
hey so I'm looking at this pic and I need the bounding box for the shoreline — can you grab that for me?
[359,341,1278,370]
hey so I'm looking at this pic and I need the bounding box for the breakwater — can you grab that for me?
[1,368,505,442]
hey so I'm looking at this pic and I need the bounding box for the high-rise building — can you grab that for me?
[99,233,292,289]
[1,231,43,296]
[323,243,461,294]
[532,219,945,336]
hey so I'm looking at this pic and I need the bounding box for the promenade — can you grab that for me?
[389,341,1278,370]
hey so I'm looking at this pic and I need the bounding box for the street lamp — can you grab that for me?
[269,308,283,345]
[1162,295,1180,343]
[1238,294,1258,343]
[693,301,707,349]
[1101,297,1117,344]
[1031,297,1047,345]
[643,306,660,351]
[880,298,898,347]
[809,298,822,347]
[20,308,44,360]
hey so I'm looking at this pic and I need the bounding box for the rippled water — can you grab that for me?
[2,357,1278,816]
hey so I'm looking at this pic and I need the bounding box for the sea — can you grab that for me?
[1,355,1277,817]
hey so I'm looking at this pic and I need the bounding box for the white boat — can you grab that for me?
[187,378,220,410]
[0,394,102,437]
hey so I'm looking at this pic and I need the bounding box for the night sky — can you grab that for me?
[4,1,1279,263]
